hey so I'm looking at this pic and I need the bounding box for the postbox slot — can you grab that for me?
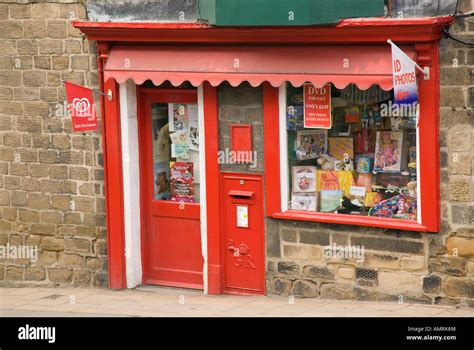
[228,190,254,200]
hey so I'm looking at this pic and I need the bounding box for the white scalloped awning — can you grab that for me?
[104,44,416,91]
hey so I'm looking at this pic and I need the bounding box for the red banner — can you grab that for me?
[64,82,98,132]
[304,83,332,129]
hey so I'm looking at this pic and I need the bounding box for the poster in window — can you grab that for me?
[154,162,171,200]
[188,120,199,151]
[374,131,406,172]
[295,130,327,160]
[169,129,188,145]
[168,104,190,132]
[287,104,304,131]
[171,144,190,159]
[303,83,332,129]
[170,161,195,203]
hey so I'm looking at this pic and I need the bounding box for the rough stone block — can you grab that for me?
[272,276,293,295]
[291,279,319,298]
[444,278,474,299]
[42,237,64,252]
[48,268,72,283]
[423,275,442,294]
[351,237,424,255]
[446,236,474,258]
[283,245,309,260]
[302,265,334,280]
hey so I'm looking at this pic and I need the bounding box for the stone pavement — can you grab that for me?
[0,286,473,317]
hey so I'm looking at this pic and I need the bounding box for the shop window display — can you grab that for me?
[286,83,418,221]
[151,103,200,203]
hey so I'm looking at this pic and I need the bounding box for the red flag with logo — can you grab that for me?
[64,82,98,132]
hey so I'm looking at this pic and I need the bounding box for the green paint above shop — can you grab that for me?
[198,0,385,26]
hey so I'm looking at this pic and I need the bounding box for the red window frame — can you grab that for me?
[264,44,440,233]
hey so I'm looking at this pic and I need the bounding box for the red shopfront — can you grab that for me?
[75,17,452,294]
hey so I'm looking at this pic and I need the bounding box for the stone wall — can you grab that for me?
[0,0,107,287]
[218,83,264,174]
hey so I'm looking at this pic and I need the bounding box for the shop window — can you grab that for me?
[151,102,200,203]
[283,83,418,222]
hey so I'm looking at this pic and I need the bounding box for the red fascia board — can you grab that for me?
[73,17,453,30]
[72,16,454,44]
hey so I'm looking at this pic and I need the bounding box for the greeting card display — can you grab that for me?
[317,170,339,191]
[291,193,318,212]
[355,154,374,174]
[329,137,354,161]
[170,162,195,203]
[374,131,407,172]
[292,166,317,193]
[170,130,189,145]
[189,122,199,151]
[320,190,343,213]
[349,186,366,207]
[188,108,199,151]
[171,144,190,159]
[337,171,356,197]
[295,130,327,160]
[356,173,373,193]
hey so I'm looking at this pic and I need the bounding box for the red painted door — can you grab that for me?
[221,173,265,295]
[138,88,203,289]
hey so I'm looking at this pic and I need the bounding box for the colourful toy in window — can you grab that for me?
[368,194,417,221]
[316,154,337,170]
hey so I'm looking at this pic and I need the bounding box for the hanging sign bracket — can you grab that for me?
[387,39,430,80]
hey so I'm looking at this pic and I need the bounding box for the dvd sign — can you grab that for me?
[303,83,332,129]
[64,82,98,132]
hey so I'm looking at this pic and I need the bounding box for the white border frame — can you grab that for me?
[279,84,289,212]
[119,81,142,288]
[197,85,209,294]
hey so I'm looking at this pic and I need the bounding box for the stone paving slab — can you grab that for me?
[0,287,473,317]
